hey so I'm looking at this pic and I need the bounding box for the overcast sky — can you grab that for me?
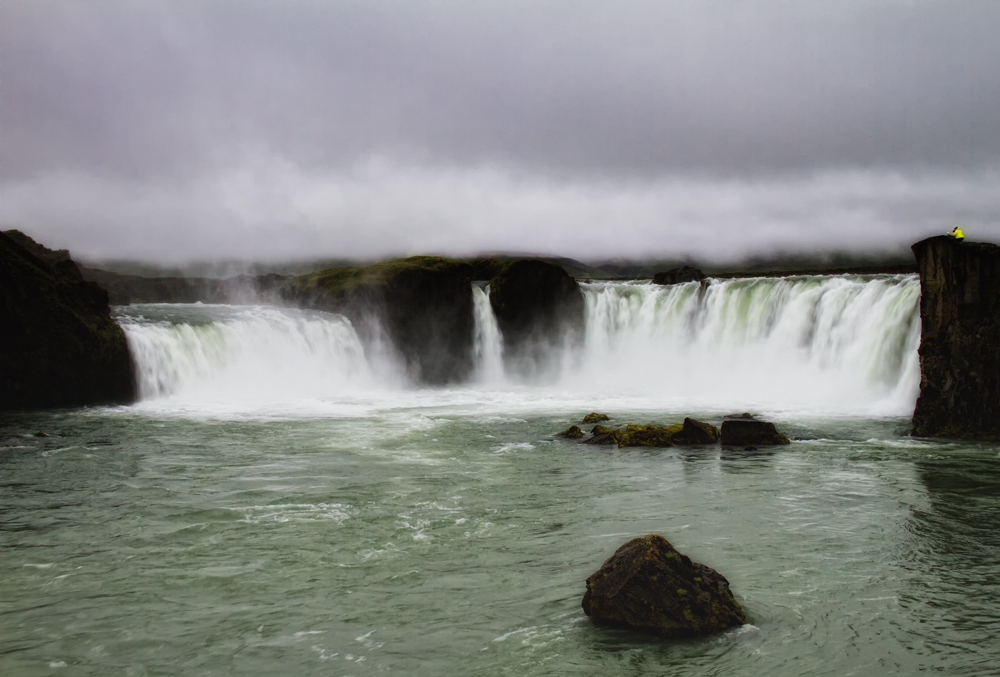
[2,1,999,263]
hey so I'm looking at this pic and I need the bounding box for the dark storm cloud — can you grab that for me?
[2,1,1000,262]
[4,1,1000,181]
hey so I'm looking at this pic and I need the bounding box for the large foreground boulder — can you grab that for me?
[582,535,745,638]
[911,236,1000,439]
[287,257,475,384]
[720,420,790,446]
[1,231,136,409]
[472,258,584,374]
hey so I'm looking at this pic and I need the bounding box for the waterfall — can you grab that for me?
[115,274,922,416]
[571,275,921,414]
[118,304,370,405]
[472,284,504,383]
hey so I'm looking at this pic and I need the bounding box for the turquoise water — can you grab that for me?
[3,405,999,675]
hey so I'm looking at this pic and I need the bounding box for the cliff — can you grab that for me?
[472,258,584,373]
[288,257,475,385]
[0,231,136,410]
[911,235,1000,439]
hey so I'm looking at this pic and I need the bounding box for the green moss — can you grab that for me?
[582,412,610,424]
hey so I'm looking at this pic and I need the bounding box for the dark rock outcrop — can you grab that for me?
[287,257,475,385]
[581,418,718,448]
[472,258,584,374]
[1,231,136,410]
[652,266,706,285]
[582,534,745,638]
[673,417,720,444]
[720,420,790,446]
[582,412,610,423]
[557,425,584,439]
[911,236,1000,439]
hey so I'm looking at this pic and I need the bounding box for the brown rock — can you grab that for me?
[582,535,745,638]
[720,420,790,446]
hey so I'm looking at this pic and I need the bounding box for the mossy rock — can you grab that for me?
[671,418,720,445]
[617,424,679,448]
[582,412,610,424]
[582,534,745,638]
[558,425,584,439]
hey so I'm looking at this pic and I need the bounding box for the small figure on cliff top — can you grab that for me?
[951,225,965,241]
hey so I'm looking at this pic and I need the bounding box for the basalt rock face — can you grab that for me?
[652,266,706,285]
[911,236,1000,439]
[582,535,745,638]
[472,258,584,374]
[1,231,136,410]
[288,257,475,385]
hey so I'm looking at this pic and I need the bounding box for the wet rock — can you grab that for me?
[652,266,706,286]
[582,412,610,423]
[671,418,720,445]
[584,425,624,445]
[582,534,745,638]
[1,231,136,410]
[616,423,679,448]
[911,235,1000,439]
[472,258,584,375]
[33,431,49,437]
[743,446,757,451]
[720,420,790,446]
[558,425,584,439]
[724,412,756,420]
[287,257,476,385]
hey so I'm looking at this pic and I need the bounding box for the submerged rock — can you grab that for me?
[582,412,610,424]
[582,534,745,638]
[724,412,756,420]
[911,235,1000,439]
[720,420,790,446]
[558,425,584,439]
[652,266,706,286]
[1,231,136,410]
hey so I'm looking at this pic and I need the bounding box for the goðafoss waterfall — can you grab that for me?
[117,274,920,416]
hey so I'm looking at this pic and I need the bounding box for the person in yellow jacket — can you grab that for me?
[951,225,964,241]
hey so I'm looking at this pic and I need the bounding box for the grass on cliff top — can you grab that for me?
[293,256,469,295]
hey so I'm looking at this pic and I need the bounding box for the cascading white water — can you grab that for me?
[570,275,921,414]
[118,304,371,409]
[116,275,922,417]
[472,284,504,383]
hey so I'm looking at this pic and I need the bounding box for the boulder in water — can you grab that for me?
[580,418,719,448]
[652,266,706,285]
[671,418,720,445]
[584,424,624,445]
[558,425,584,439]
[582,412,610,423]
[616,423,679,448]
[911,235,1000,439]
[582,534,746,638]
[1,230,136,410]
[720,420,790,446]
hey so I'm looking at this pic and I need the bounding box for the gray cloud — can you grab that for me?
[2,1,999,261]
